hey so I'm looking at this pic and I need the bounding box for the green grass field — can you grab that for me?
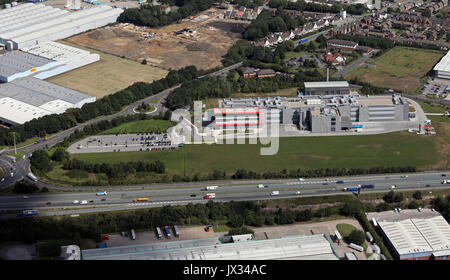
[47,41,168,99]
[336,223,357,238]
[72,131,440,176]
[99,120,175,135]
[344,47,445,92]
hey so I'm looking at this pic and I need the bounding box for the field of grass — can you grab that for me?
[417,100,450,114]
[336,223,357,238]
[344,47,445,92]
[99,120,175,135]
[47,41,168,99]
[72,131,440,177]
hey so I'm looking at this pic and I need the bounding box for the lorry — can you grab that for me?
[270,191,279,196]
[203,193,216,199]
[133,197,149,202]
[80,200,88,205]
[96,191,107,196]
[205,186,218,190]
[155,227,162,239]
[342,187,360,192]
[360,184,375,189]
[130,229,136,240]
[173,225,179,237]
[164,226,171,238]
[442,180,450,184]
[27,172,38,182]
[21,209,38,216]
[257,184,265,188]
[349,243,364,252]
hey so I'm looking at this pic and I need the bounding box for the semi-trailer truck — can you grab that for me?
[204,193,216,199]
[205,186,218,190]
[96,191,107,196]
[133,197,149,202]
[442,180,450,184]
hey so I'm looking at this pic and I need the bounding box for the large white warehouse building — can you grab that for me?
[0,3,123,50]
[0,77,95,125]
[433,50,450,80]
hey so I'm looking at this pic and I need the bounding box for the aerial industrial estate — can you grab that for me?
[0,0,449,266]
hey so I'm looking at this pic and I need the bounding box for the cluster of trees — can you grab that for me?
[62,158,166,179]
[383,191,404,203]
[344,229,365,246]
[118,0,215,28]
[243,10,305,41]
[230,0,264,9]
[0,66,197,147]
[268,0,366,15]
[355,211,393,259]
[348,78,390,95]
[13,180,39,194]
[332,34,394,50]
[231,166,417,180]
[431,195,450,223]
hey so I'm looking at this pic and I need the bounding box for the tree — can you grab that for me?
[408,200,419,209]
[51,148,70,162]
[422,8,431,18]
[383,191,395,203]
[13,180,39,194]
[344,229,365,245]
[412,191,422,200]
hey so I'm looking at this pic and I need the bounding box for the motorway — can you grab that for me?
[1,172,448,217]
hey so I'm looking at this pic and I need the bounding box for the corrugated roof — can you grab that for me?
[433,50,450,72]
[82,234,338,260]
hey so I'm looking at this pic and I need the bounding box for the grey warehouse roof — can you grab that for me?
[304,81,349,88]
[0,50,54,77]
[82,234,338,260]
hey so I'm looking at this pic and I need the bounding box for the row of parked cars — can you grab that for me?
[155,225,179,240]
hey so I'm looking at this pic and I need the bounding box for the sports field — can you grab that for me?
[344,47,445,92]
[99,120,175,135]
[73,131,440,176]
[47,41,168,99]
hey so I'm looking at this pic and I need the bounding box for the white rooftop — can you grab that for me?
[82,234,338,260]
[304,81,350,88]
[433,50,450,73]
[377,215,450,256]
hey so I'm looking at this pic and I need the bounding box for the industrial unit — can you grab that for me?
[0,77,95,125]
[433,50,450,80]
[81,234,339,260]
[207,94,410,133]
[0,50,58,82]
[0,4,123,50]
[303,81,350,96]
[367,210,450,260]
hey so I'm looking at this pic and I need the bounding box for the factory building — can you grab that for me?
[367,210,450,260]
[213,107,261,128]
[303,81,350,96]
[0,77,95,125]
[0,50,58,82]
[81,234,339,260]
[0,4,123,50]
[433,50,450,80]
[211,94,410,133]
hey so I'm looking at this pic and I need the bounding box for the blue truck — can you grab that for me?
[343,187,360,192]
[21,210,38,216]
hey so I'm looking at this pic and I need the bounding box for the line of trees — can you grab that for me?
[268,0,366,15]
[0,66,197,147]
[117,0,215,28]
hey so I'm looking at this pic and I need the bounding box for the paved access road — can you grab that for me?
[2,172,448,217]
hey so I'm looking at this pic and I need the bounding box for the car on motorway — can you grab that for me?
[73,200,79,204]
[190,194,197,197]
[22,196,29,199]
[391,185,397,189]
[46,202,51,205]
[298,178,304,181]
[101,198,106,201]
[89,200,94,203]
[401,175,408,178]
[425,184,431,187]
[323,183,328,185]
[295,191,301,195]
[442,174,446,177]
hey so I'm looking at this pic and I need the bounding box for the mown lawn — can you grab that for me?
[336,223,357,238]
[72,131,440,176]
[344,47,445,92]
[99,120,175,135]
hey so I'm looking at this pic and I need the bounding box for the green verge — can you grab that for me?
[0,165,4,179]
[72,131,439,177]
[99,119,175,135]
[336,223,357,238]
